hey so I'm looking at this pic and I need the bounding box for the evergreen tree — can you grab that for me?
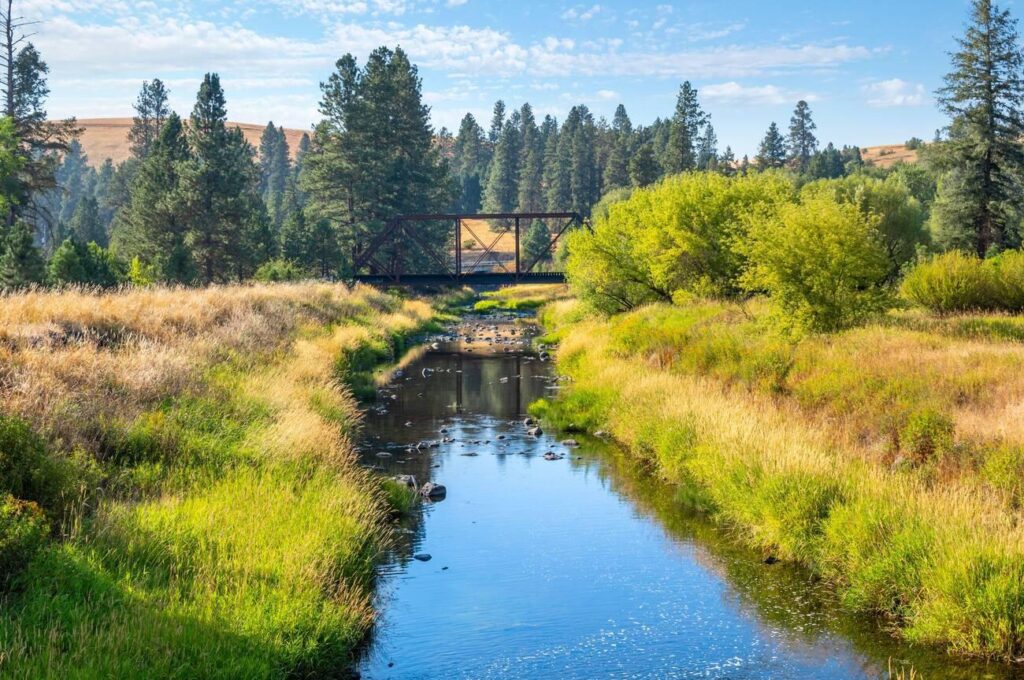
[522,220,551,268]
[629,143,660,187]
[179,74,268,282]
[664,82,707,173]
[116,112,194,283]
[482,117,520,212]
[756,122,787,170]
[933,0,1024,254]
[48,238,123,287]
[301,47,451,274]
[697,121,718,171]
[128,79,170,160]
[566,105,599,214]
[718,146,737,176]
[451,113,486,212]
[308,217,341,277]
[516,103,544,212]
[68,195,105,246]
[258,122,291,230]
[808,142,846,179]
[787,100,818,173]
[488,100,506,145]
[0,7,77,233]
[0,220,44,288]
[840,145,864,173]
[602,104,633,190]
[543,121,571,210]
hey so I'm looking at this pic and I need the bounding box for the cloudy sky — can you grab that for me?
[30,0,972,155]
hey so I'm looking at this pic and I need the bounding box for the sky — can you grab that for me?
[29,0,982,156]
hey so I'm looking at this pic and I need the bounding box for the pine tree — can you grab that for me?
[68,196,105,246]
[787,100,818,173]
[543,121,571,210]
[516,103,544,212]
[664,82,707,173]
[178,74,269,282]
[603,104,633,190]
[934,0,1024,254]
[488,100,506,145]
[128,79,170,160]
[522,220,551,268]
[756,122,787,170]
[718,146,737,176]
[301,47,451,274]
[0,5,78,230]
[0,220,44,289]
[116,112,194,283]
[565,105,599,214]
[697,121,718,171]
[629,143,660,188]
[258,122,291,230]
[483,118,520,212]
[451,113,486,212]
[807,142,845,179]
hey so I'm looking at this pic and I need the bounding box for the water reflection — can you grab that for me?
[355,319,1021,680]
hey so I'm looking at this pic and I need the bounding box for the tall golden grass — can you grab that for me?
[539,298,1024,659]
[0,282,434,677]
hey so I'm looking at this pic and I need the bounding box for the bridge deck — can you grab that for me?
[353,272,566,286]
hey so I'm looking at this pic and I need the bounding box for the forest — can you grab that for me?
[2,4,884,290]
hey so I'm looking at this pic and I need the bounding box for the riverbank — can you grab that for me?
[0,283,439,677]
[535,298,1024,661]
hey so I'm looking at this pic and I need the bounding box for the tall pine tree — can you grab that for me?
[933,0,1024,254]
[787,100,818,173]
[128,79,170,160]
[756,122,787,170]
[663,82,707,174]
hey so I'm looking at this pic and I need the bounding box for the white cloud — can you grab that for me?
[863,79,927,108]
[561,4,602,21]
[596,89,618,100]
[446,0,468,6]
[701,81,817,106]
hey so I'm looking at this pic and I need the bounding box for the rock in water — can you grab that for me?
[561,439,580,447]
[420,482,447,499]
[413,553,432,562]
[527,426,543,437]
[393,475,417,490]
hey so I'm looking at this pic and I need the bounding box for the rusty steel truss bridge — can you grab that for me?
[351,212,586,285]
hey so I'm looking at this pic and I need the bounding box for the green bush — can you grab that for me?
[900,251,997,314]
[740,194,890,333]
[987,250,1024,312]
[900,410,955,463]
[0,494,48,587]
[254,259,307,283]
[801,174,927,280]
[566,172,796,313]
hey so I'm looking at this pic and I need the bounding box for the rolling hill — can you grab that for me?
[71,118,309,165]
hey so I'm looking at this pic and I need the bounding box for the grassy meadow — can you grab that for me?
[534,298,1024,659]
[0,282,436,677]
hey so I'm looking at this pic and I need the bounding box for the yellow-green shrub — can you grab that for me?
[900,251,997,313]
[740,194,890,333]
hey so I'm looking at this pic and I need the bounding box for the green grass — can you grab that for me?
[537,298,1024,660]
[0,289,440,678]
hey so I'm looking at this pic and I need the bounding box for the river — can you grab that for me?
[355,314,1019,680]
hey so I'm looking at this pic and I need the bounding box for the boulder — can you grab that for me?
[393,475,417,490]
[527,426,543,437]
[413,553,432,562]
[420,482,447,499]
[561,439,580,447]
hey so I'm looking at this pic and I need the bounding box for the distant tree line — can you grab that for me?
[8,0,1016,289]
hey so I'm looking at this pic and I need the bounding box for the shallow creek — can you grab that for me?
[354,315,1020,680]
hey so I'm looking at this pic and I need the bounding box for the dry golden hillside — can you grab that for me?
[71,118,309,165]
[861,144,919,168]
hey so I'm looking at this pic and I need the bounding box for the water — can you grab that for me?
[355,316,1020,680]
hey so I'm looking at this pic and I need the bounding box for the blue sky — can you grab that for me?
[31,0,980,155]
